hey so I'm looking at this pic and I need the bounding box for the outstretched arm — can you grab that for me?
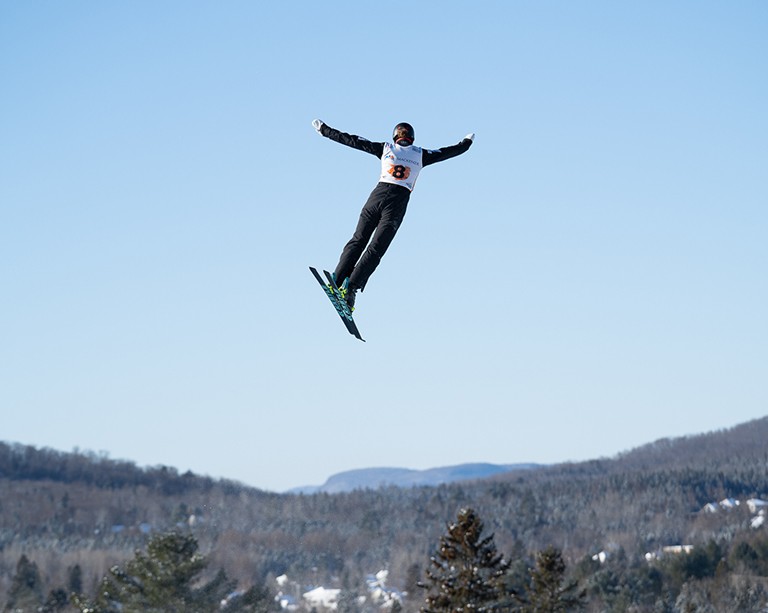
[312,119,385,158]
[422,133,475,167]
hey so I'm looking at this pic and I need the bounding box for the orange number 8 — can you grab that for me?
[389,164,410,180]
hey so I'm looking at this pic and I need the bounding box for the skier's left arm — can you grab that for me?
[422,133,475,167]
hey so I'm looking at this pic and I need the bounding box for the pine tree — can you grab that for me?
[516,547,585,613]
[42,588,69,612]
[114,531,208,611]
[72,531,276,613]
[420,507,509,613]
[4,554,44,612]
[67,564,83,595]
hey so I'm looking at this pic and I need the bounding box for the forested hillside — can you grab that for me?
[2,417,768,611]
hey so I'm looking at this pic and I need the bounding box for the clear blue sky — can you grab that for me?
[1,2,766,492]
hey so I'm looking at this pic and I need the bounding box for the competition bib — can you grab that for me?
[379,143,423,192]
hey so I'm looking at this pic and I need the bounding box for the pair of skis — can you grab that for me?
[309,267,365,342]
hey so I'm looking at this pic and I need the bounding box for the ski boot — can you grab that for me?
[339,278,358,311]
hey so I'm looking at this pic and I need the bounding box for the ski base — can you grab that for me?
[309,267,365,342]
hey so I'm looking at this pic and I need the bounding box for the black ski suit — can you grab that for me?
[317,123,473,292]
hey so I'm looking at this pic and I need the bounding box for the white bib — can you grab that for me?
[379,143,423,192]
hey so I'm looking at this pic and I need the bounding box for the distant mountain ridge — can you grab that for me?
[289,462,542,494]
[285,415,768,494]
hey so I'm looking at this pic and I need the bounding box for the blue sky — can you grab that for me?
[1,2,766,492]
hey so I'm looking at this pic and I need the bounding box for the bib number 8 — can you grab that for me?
[389,164,411,180]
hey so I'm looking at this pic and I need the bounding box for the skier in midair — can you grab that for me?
[312,119,474,310]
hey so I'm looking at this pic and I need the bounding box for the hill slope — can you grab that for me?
[2,416,767,608]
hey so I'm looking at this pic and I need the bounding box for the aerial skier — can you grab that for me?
[311,119,475,311]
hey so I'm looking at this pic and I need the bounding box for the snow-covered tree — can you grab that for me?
[420,507,509,613]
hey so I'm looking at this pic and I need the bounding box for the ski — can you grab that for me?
[322,269,365,342]
[309,267,365,342]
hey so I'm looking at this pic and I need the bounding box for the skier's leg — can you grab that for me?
[334,209,378,284]
[333,188,383,284]
[348,192,408,291]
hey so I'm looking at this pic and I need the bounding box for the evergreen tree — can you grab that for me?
[67,564,83,595]
[112,531,207,611]
[72,531,275,613]
[514,547,585,613]
[42,588,69,612]
[420,507,509,613]
[4,554,44,612]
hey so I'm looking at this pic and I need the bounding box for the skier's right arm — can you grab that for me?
[312,120,384,158]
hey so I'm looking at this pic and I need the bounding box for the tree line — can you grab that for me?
[6,506,768,611]
[2,417,768,610]
[0,509,594,612]
[0,442,245,495]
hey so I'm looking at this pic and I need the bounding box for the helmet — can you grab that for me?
[393,122,415,145]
